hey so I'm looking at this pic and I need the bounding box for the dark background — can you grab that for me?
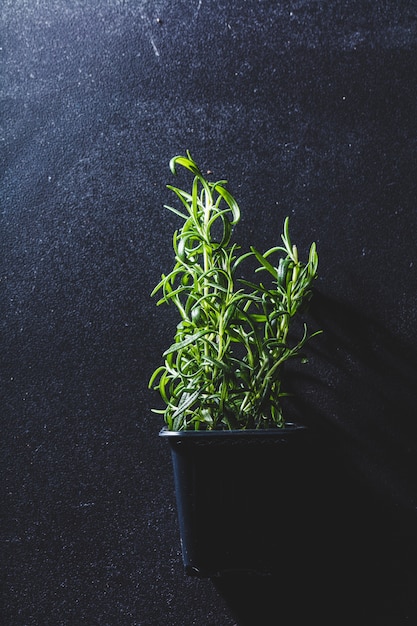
[2,1,417,624]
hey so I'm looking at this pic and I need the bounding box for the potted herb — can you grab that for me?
[149,153,321,576]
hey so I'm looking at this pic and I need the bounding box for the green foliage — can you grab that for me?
[149,153,320,430]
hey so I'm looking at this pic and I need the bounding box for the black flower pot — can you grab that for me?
[160,425,336,577]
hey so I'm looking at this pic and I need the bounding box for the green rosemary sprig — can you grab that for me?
[149,152,320,430]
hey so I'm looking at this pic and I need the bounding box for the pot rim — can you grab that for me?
[159,423,306,438]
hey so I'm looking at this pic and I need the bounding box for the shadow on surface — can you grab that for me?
[211,292,417,625]
[213,552,417,625]
[212,501,417,625]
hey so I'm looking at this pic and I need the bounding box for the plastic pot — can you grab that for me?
[160,425,326,577]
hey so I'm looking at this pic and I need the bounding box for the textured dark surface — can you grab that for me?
[2,1,417,624]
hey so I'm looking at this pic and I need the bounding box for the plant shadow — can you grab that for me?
[212,291,417,625]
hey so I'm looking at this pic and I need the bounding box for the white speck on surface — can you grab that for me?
[150,37,160,57]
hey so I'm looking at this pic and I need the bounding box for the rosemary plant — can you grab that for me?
[149,153,320,430]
